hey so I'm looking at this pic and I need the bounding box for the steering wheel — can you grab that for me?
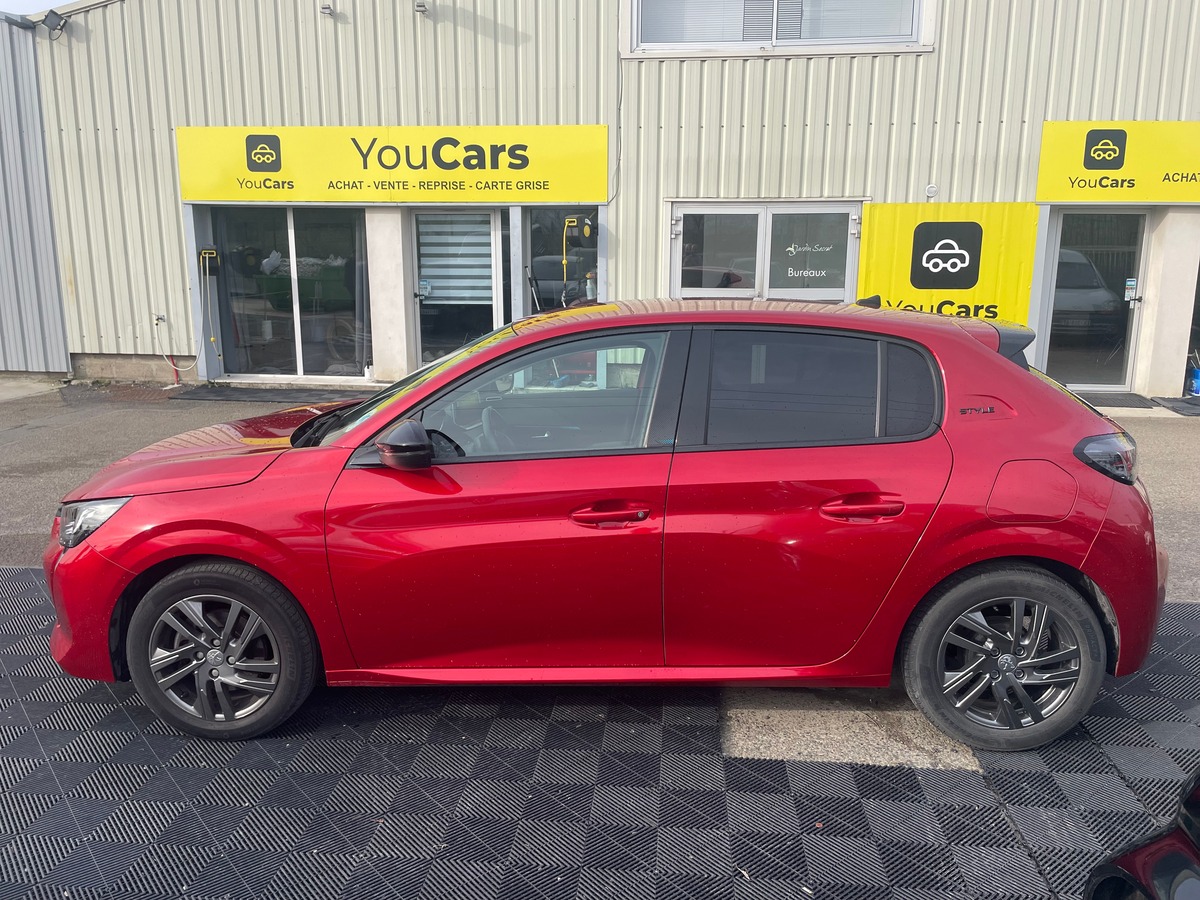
[481,406,520,455]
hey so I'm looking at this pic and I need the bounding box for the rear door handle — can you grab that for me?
[569,502,651,528]
[820,498,905,520]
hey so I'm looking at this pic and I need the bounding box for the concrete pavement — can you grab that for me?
[0,382,285,565]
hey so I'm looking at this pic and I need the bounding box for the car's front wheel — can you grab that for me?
[127,562,316,740]
[902,565,1105,751]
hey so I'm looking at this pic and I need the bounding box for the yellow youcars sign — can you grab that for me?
[859,203,1039,324]
[177,126,609,204]
[1038,121,1200,203]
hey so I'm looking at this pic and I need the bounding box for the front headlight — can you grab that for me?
[58,498,131,549]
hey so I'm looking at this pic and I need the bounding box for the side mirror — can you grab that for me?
[375,419,433,470]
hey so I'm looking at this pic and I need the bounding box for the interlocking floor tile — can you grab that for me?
[0,567,1197,899]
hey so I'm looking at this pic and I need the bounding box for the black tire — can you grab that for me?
[127,562,316,740]
[902,565,1105,751]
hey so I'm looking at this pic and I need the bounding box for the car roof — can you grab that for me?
[512,298,1002,346]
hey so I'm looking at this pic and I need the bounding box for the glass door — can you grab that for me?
[1045,212,1146,389]
[214,207,371,378]
[414,211,503,362]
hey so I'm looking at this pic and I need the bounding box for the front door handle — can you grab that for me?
[569,502,651,528]
[820,497,905,520]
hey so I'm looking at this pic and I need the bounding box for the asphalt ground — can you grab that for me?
[0,377,1195,771]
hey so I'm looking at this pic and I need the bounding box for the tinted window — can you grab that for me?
[422,332,668,459]
[707,330,878,445]
[885,343,937,436]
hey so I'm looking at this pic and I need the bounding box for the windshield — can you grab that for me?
[316,324,519,446]
[1056,260,1105,290]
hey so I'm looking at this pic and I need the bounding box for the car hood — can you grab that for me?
[62,401,356,502]
[1053,286,1120,313]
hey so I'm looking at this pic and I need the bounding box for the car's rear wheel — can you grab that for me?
[127,562,316,740]
[902,566,1105,751]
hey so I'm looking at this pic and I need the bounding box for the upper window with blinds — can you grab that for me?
[631,0,929,54]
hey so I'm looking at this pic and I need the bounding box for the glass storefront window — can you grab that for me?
[293,209,371,377]
[769,212,849,292]
[675,205,858,301]
[215,208,296,375]
[528,207,600,310]
[681,213,758,291]
[214,208,371,377]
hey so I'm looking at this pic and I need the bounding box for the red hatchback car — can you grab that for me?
[44,300,1167,749]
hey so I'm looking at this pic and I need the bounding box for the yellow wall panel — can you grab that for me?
[858,203,1040,324]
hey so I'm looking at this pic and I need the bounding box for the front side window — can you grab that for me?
[421,332,670,460]
[637,0,922,51]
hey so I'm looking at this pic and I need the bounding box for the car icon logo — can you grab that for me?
[921,239,971,273]
[245,134,282,172]
[1084,129,1126,170]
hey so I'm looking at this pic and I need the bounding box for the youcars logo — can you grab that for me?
[921,239,970,273]
[245,134,282,173]
[910,221,983,290]
[1083,129,1126,170]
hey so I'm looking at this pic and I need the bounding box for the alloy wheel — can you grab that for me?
[146,594,281,722]
[937,595,1082,730]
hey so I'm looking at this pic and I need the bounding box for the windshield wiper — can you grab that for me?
[292,408,346,448]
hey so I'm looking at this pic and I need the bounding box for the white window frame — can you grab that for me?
[621,0,937,59]
[670,202,862,302]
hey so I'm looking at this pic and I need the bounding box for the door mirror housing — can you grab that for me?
[375,419,433,470]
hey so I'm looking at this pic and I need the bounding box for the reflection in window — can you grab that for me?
[214,208,371,377]
[422,333,667,458]
[707,330,878,445]
[681,214,757,290]
[638,0,919,47]
[294,209,371,377]
[215,209,296,375]
[769,213,849,290]
[528,207,600,310]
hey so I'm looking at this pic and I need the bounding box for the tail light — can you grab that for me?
[1074,432,1137,484]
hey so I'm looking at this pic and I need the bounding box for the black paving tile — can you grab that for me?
[1,567,1197,900]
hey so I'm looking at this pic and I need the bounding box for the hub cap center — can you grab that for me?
[997,654,1018,674]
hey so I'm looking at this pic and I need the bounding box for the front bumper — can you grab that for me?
[43,534,133,682]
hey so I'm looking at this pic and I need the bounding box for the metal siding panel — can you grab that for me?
[0,22,70,372]
[28,1,1200,314]
[31,0,614,356]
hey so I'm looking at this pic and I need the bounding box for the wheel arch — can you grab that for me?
[108,554,323,682]
[893,555,1120,677]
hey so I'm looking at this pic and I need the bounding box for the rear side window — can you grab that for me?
[885,343,937,437]
[707,330,878,445]
[701,329,940,447]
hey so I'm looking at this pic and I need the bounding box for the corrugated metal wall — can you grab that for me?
[31,0,1200,342]
[33,0,615,356]
[0,20,69,373]
[615,0,1200,298]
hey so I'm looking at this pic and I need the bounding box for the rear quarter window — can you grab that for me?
[885,343,938,437]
